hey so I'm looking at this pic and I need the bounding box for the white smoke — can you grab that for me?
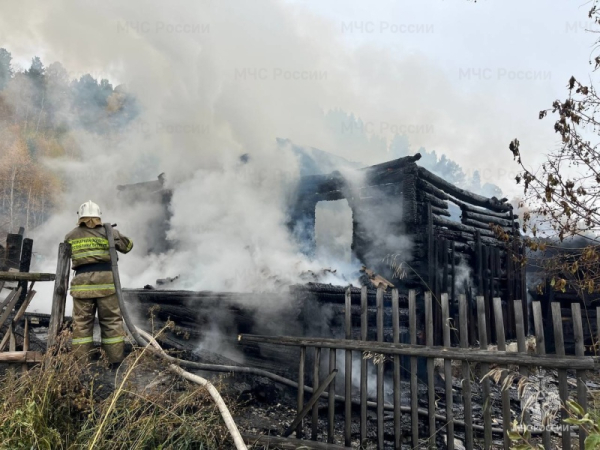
[0,1,352,312]
[0,0,554,313]
[315,199,353,264]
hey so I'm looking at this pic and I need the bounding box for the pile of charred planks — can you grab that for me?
[0,230,55,365]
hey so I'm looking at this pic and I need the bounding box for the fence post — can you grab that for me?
[441,293,454,450]
[571,303,587,449]
[458,295,474,450]
[360,286,368,446]
[17,238,33,309]
[297,346,305,438]
[551,302,571,450]
[493,297,510,450]
[532,301,551,449]
[425,292,436,449]
[48,243,71,349]
[477,296,492,449]
[376,288,384,450]
[514,299,530,427]
[409,290,419,449]
[392,289,402,449]
[5,233,23,270]
[22,318,29,373]
[327,348,336,444]
[311,347,321,441]
[344,288,352,447]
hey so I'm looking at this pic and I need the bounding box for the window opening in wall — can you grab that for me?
[315,199,353,264]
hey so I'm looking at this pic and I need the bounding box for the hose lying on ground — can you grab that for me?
[103,224,558,440]
[104,224,247,450]
[141,350,509,435]
[137,327,247,450]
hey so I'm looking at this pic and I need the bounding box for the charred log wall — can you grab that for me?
[288,155,526,343]
[289,154,421,274]
[413,167,525,343]
[123,288,305,378]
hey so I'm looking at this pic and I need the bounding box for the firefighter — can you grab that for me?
[65,200,133,364]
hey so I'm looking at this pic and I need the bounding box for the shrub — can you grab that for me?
[0,331,230,450]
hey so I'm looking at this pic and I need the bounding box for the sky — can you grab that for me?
[282,0,596,195]
[1,0,596,198]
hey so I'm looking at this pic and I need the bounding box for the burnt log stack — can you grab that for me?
[289,154,527,344]
[122,154,529,378]
[123,288,304,378]
[124,284,414,380]
[414,165,526,344]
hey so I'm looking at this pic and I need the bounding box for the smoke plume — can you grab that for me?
[0,0,550,312]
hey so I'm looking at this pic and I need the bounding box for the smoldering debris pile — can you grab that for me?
[122,283,410,379]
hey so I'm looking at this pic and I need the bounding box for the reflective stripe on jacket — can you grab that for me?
[65,224,133,299]
[65,225,133,269]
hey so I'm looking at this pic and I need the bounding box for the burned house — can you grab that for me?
[289,153,526,342]
[121,153,527,375]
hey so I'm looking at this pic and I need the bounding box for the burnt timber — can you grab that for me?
[123,284,413,379]
[119,156,526,342]
[122,155,527,350]
[289,154,526,343]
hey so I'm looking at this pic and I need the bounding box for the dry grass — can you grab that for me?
[0,330,231,450]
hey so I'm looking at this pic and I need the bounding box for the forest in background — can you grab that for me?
[0,48,500,238]
[0,48,138,235]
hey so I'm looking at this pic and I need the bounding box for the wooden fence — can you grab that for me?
[0,231,55,364]
[239,287,600,449]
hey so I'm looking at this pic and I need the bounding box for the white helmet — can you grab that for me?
[78,200,102,219]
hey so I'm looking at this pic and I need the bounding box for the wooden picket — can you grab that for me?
[238,287,598,449]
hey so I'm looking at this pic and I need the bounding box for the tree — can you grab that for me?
[0,48,12,90]
[0,51,138,233]
[27,57,44,79]
[509,1,600,297]
[389,134,410,158]
[417,147,472,188]
[71,74,116,132]
[45,61,71,129]
[0,134,33,231]
[470,170,482,192]
[436,154,466,186]
[0,128,60,232]
[26,56,45,98]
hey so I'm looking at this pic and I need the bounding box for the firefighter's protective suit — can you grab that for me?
[65,212,133,363]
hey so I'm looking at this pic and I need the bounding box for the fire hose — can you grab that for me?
[103,224,556,441]
[103,224,247,450]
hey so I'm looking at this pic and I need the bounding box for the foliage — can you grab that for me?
[0,331,229,450]
[0,51,139,235]
[508,1,600,299]
[507,400,600,450]
[0,49,12,91]
[0,125,62,231]
[562,400,600,450]
[485,365,600,449]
